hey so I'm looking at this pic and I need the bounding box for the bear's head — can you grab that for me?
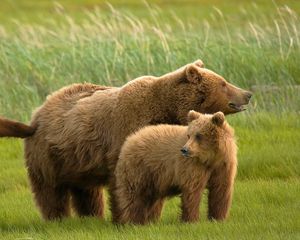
[175,60,252,123]
[180,110,236,167]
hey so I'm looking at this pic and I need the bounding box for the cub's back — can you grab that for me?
[118,124,187,167]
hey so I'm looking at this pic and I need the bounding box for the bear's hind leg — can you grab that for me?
[114,194,148,224]
[147,199,165,222]
[29,171,70,220]
[71,186,104,218]
[123,200,149,225]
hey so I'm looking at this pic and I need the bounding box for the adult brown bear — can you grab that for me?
[0,60,251,220]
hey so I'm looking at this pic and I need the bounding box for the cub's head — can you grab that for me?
[175,60,252,123]
[180,110,236,166]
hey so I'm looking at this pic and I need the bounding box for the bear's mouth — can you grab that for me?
[228,103,246,112]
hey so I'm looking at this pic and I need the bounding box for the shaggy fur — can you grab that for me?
[0,60,250,220]
[113,111,237,224]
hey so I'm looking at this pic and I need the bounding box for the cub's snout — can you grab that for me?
[181,146,190,157]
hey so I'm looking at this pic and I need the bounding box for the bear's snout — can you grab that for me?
[244,91,252,102]
[181,147,190,157]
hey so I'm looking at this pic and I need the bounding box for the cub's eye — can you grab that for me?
[187,134,190,139]
[221,81,226,87]
[195,133,202,141]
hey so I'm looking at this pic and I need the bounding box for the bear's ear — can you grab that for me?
[193,59,205,68]
[212,112,225,126]
[187,110,202,123]
[186,64,203,84]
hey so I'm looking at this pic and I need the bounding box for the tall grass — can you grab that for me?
[0,2,299,239]
[0,2,299,120]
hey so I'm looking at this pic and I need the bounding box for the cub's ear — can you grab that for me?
[186,64,203,83]
[193,59,204,68]
[187,110,202,123]
[212,112,225,126]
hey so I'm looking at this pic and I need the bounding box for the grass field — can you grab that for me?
[0,0,300,239]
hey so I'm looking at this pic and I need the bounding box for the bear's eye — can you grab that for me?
[187,134,190,139]
[195,133,202,141]
[221,81,226,87]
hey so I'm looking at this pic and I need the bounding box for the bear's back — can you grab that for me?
[119,124,187,167]
[26,83,118,153]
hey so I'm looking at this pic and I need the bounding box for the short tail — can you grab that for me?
[0,117,36,138]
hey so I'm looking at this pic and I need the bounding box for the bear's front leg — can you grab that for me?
[180,187,203,223]
[207,162,237,221]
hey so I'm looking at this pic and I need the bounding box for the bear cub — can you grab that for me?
[113,110,237,224]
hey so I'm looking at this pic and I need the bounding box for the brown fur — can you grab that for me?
[0,117,36,138]
[0,60,249,220]
[113,111,237,224]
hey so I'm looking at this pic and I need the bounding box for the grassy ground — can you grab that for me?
[0,116,299,239]
[0,0,299,239]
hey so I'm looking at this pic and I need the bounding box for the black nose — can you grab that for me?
[245,91,252,101]
[181,147,189,156]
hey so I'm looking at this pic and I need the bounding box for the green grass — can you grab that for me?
[0,180,299,240]
[0,113,299,239]
[0,0,299,239]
